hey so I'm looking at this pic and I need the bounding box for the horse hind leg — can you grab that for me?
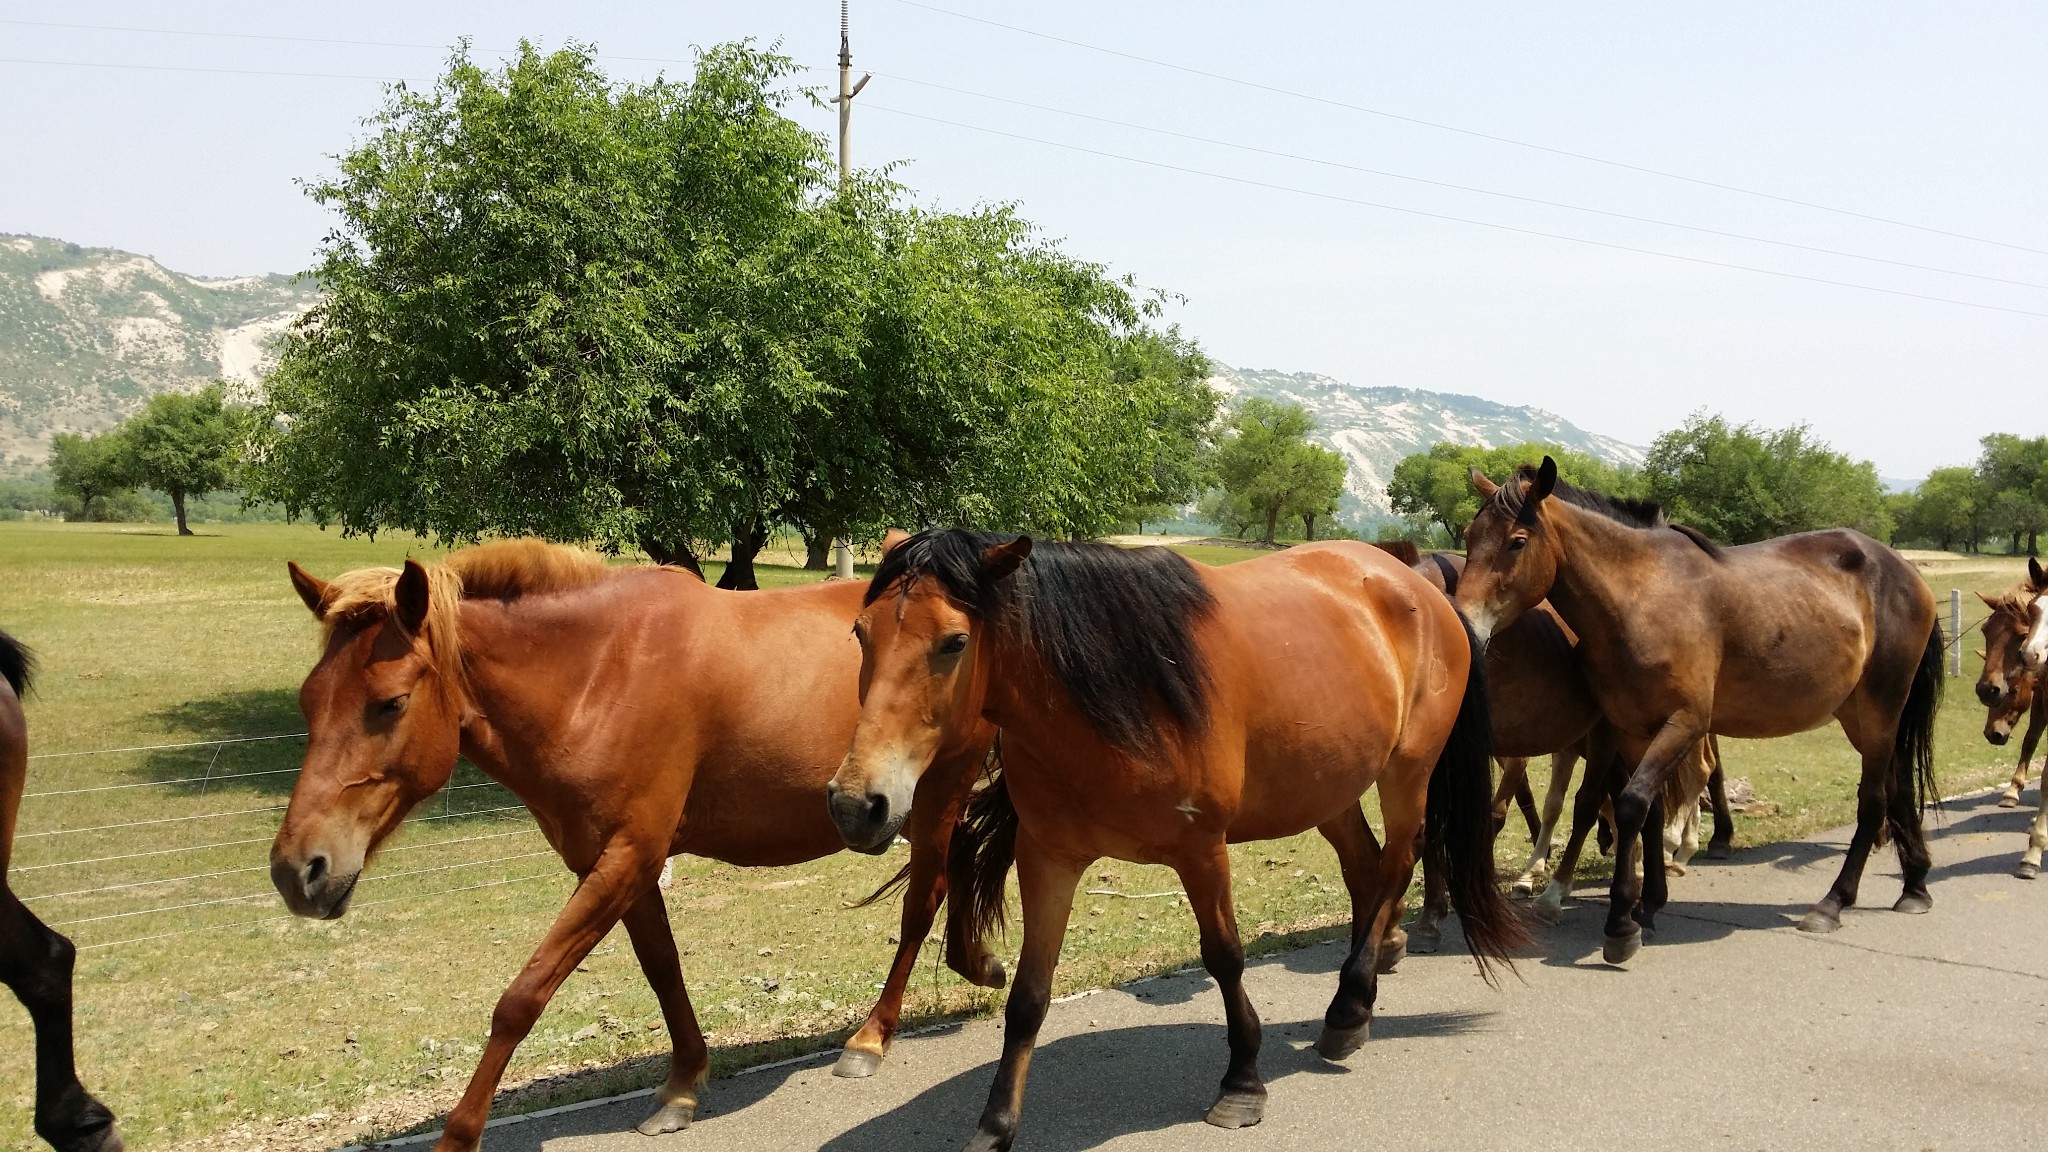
[2017,780,2048,880]
[1176,844,1268,1128]
[1408,821,1449,954]
[1800,744,1891,934]
[1705,741,1735,859]
[0,891,121,1152]
[1515,749,1577,898]
[620,887,709,1134]
[1533,745,1610,925]
[1320,783,1423,1063]
[1316,805,1400,973]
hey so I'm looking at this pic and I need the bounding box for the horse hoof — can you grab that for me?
[2018,862,2041,881]
[1798,908,1841,934]
[636,1099,697,1136]
[833,1047,885,1079]
[1408,924,1441,954]
[1510,878,1535,899]
[1203,1090,1267,1129]
[1706,841,1732,860]
[1532,896,1564,926]
[1375,934,1406,974]
[961,1129,1010,1152]
[1601,930,1641,966]
[976,957,1008,990]
[1315,1021,1369,1061]
[1892,892,1933,915]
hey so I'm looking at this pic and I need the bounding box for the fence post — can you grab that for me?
[1950,588,1962,677]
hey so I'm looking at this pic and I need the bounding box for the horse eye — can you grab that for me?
[380,694,409,716]
[937,633,969,656]
[1508,536,1528,552]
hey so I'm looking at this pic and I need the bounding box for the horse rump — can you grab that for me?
[1426,610,1531,981]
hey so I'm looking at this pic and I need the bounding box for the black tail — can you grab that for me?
[0,629,34,699]
[958,769,1019,943]
[851,860,914,910]
[1426,611,1529,983]
[1890,619,1944,835]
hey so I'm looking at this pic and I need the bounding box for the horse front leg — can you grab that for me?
[436,852,652,1152]
[964,832,1084,1152]
[620,886,709,1134]
[1515,747,1578,897]
[1705,738,1735,858]
[1176,842,1266,1128]
[2018,772,2048,879]
[2008,695,2048,808]
[0,891,120,1152]
[1533,737,1612,925]
[1604,718,1702,964]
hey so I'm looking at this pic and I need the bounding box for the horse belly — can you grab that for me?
[673,746,847,867]
[1230,681,1402,841]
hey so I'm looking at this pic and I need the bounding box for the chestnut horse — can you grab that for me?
[0,632,121,1152]
[271,541,1002,1152]
[1979,581,2046,810]
[1460,460,1942,961]
[827,531,1523,1150]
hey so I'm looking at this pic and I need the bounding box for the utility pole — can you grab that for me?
[830,0,871,581]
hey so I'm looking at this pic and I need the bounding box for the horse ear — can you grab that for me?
[2032,557,2048,592]
[287,562,329,618]
[394,560,432,634]
[1532,456,1559,503]
[881,528,912,556]
[980,536,1033,582]
[1469,468,1499,498]
[1978,591,1998,609]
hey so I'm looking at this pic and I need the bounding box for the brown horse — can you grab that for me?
[1977,584,2046,809]
[1459,460,1942,961]
[0,631,122,1152]
[270,541,1002,1152]
[827,531,1523,1151]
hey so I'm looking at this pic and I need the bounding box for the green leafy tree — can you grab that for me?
[1976,434,2048,555]
[1894,466,1987,552]
[1641,413,1890,544]
[122,383,252,535]
[1211,398,1348,545]
[1388,441,1638,546]
[48,431,135,521]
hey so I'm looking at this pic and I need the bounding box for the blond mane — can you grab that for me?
[1985,582,2039,625]
[315,539,617,690]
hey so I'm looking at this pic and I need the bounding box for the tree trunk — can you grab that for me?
[172,488,191,536]
[2014,532,2024,555]
[803,531,832,571]
[1303,512,1317,541]
[717,519,770,591]
[1261,504,1279,546]
[638,532,704,579]
[2031,530,2039,558]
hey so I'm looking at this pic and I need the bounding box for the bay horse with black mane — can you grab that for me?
[827,530,1524,1151]
[1459,459,1942,961]
[1977,577,2046,811]
[270,541,1003,1152]
[0,630,122,1152]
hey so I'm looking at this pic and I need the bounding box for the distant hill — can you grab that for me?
[1210,363,1645,526]
[0,234,317,473]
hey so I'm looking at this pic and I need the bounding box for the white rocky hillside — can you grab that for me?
[0,234,318,472]
[1209,363,1645,526]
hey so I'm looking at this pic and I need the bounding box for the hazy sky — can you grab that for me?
[4,2,2043,477]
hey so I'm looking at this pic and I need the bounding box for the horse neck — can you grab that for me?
[1540,502,1656,652]
[449,592,621,791]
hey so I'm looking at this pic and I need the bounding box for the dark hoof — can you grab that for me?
[1408,922,1442,954]
[1798,908,1841,934]
[48,1116,122,1152]
[1315,1020,1369,1061]
[1204,1090,1267,1129]
[1601,929,1641,966]
[1375,934,1407,974]
[833,1047,885,1079]
[2018,861,2041,881]
[636,1098,697,1136]
[962,1128,1011,1152]
[1892,892,1933,915]
[977,957,1008,989]
[1706,840,1732,860]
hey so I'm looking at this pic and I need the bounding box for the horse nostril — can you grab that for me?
[867,794,889,831]
[303,854,328,891]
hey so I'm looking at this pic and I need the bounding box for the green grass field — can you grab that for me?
[0,523,2028,1152]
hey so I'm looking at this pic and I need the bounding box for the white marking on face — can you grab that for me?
[2025,602,2048,672]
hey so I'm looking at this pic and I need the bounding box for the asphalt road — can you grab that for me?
[457,790,2048,1152]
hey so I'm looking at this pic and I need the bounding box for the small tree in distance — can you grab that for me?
[1211,398,1347,545]
[121,384,250,535]
[49,430,135,521]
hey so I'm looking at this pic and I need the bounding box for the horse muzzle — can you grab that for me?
[270,851,362,920]
[825,779,908,855]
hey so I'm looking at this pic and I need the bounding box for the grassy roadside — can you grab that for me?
[0,523,2028,1152]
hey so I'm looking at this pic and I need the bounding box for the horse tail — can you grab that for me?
[1891,618,1944,832]
[0,629,33,699]
[958,767,1018,943]
[850,860,913,909]
[1427,610,1528,983]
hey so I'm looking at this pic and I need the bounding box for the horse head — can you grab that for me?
[270,559,468,919]
[1457,456,1562,644]
[1977,589,2037,744]
[827,530,1025,854]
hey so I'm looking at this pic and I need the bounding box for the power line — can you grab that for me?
[862,102,2048,321]
[0,18,698,68]
[886,0,2048,259]
[0,55,427,82]
[874,72,2048,293]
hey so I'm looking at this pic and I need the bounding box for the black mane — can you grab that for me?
[0,629,34,698]
[866,530,1215,754]
[1495,466,1723,558]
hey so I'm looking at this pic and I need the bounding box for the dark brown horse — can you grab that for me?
[1977,584,2046,809]
[827,531,1523,1151]
[271,541,1002,1152]
[1459,460,1942,960]
[1,631,121,1152]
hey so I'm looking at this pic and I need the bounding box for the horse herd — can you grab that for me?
[7,458,2045,1152]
